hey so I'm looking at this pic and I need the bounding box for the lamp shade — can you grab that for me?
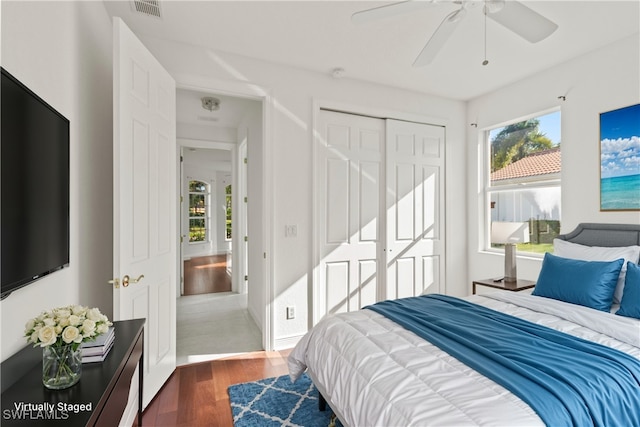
[491,221,530,244]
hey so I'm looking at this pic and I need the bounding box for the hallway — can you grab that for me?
[176,292,262,366]
[183,254,232,295]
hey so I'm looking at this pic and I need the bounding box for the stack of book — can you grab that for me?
[81,327,115,363]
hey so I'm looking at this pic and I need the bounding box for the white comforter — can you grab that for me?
[288,292,640,427]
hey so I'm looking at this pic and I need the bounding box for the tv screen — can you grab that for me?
[1,67,70,299]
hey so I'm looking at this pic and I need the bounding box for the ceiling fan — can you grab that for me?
[352,0,558,66]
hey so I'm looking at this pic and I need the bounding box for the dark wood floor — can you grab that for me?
[184,254,232,295]
[142,349,292,426]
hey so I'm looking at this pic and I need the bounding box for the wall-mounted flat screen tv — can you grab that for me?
[1,67,70,299]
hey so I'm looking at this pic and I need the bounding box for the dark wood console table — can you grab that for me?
[1,319,145,426]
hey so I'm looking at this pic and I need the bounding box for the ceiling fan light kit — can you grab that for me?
[352,0,558,67]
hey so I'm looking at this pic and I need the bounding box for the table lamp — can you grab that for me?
[491,221,530,283]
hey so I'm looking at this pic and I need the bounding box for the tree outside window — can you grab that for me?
[189,180,209,243]
[486,110,562,255]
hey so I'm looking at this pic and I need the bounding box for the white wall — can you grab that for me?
[236,102,265,337]
[177,122,236,143]
[467,34,640,287]
[1,1,113,361]
[136,35,468,346]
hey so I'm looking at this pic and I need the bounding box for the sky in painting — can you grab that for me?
[600,103,640,179]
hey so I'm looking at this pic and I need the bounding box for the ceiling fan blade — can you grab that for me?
[413,8,465,66]
[351,0,436,24]
[487,1,558,43]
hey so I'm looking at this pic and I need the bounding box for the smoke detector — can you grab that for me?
[331,67,346,79]
[131,0,162,19]
[201,97,221,112]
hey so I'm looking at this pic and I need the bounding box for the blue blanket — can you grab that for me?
[366,294,640,427]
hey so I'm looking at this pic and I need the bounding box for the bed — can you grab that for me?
[288,223,640,426]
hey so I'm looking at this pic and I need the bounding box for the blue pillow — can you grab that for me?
[616,262,640,319]
[532,253,623,312]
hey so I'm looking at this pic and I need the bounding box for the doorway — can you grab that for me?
[176,88,263,365]
[180,144,235,296]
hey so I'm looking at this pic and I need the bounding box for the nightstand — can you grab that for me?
[472,278,536,295]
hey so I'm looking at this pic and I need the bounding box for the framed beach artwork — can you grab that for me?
[600,103,640,211]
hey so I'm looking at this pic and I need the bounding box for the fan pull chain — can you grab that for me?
[482,4,489,66]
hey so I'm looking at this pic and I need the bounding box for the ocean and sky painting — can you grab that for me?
[600,103,640,210]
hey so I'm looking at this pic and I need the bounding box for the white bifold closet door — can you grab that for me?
[315,110,445,322]
[385,119,445,300]
[316,110,383,319]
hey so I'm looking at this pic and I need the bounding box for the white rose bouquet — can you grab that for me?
[25,305,113,389]
[25,304,112,350]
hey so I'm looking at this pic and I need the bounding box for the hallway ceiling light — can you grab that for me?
[201,96,221,112]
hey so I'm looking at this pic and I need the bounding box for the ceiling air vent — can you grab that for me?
[132,0,162,19]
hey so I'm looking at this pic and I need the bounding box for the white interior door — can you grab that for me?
[179,146,185,297]
[386,119,445,299]
[113,17,177,408]
[315,110,383,320]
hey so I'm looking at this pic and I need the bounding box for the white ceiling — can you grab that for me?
[103,0,640,101]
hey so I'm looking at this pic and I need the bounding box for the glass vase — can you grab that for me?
[42,344,82,389]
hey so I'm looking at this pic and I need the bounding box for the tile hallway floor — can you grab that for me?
[176,292,263,366]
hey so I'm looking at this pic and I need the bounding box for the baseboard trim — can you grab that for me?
[247,304,262,332]
[273,334,304,351]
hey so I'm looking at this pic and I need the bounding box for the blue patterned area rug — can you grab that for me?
[228,373,342,427]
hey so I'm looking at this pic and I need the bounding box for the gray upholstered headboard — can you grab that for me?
[557,223,640,247]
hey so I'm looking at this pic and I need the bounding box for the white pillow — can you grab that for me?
[553,238,640,304]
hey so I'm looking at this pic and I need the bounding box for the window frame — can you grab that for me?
[482,108,562,257]
[188,179,210,244]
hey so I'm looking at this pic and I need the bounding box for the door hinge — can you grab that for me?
[244,157,248,164]
[180,195,183,203]
[244,275,248,281]
[180,235,184,243]
[244,236,248,242]
[244,196,248,203]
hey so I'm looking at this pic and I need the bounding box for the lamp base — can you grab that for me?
[504,243,517,283]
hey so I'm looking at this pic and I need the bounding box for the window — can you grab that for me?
[225,184,232,240]
[188,180,209,243]
[486,110,561,255]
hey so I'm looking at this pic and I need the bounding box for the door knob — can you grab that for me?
[122,274,145,287]
[109,274,145,288]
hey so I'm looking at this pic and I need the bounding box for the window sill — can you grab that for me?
[479,249,546,261]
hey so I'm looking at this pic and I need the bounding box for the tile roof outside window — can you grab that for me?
[491,148,561,182]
